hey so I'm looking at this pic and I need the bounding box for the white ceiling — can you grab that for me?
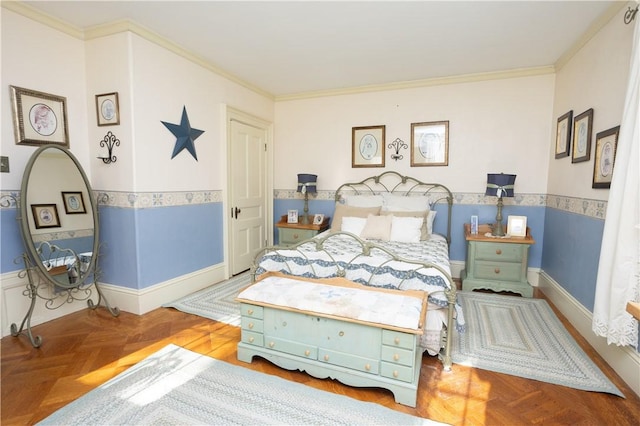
[20,1,624,98]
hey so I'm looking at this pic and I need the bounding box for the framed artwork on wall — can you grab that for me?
[31,204,61,229]
[410,121,449,166]
[571,108,594,163]
[95,92,120,126]
[592,125,620,189]
[61,191,86,214]
[352,125,385,168]
[555,110,572,158]
[10,86,69,147]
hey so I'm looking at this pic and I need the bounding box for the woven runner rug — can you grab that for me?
[451,291,624,397]
[37,344,445,425]
[163,272,250,326]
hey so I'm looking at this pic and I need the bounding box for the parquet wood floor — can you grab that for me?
[2,289,639,425]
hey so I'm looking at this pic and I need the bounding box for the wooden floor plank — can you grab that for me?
[2,293,639,425]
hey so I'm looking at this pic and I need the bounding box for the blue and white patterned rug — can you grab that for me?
[37,344,446,425]
[163,272,251,326]
[452,291,624,397]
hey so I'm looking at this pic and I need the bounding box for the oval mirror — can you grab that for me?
[19,145,99,288]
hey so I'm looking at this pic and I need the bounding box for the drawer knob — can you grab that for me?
[394,337,400,345]
[305,350,311,356]
[496,249,502,255]
[293,233,299,239]
[248,337,254,343]
[339,331,344,337]
[365,364,371,371]
[393,370,399,378]
[247,309,253,315]
[324,354,330,361]
[269,341,275,348]
[393,354,400,361]
[494,268,501,274]
[248,322,254,329]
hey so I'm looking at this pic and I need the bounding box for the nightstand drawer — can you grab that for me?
[475,243,523,262]
[279,228,317,244]
[474,261,523,281]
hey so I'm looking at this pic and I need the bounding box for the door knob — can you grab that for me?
[233,206,242,218]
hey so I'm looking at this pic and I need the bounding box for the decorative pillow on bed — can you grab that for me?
[340,216,367,235]
[389,216,424,243]
[382,210,429,240]
[381,193,430,212]
[343,194,384,208]
[426,210,437,235]
[360,214,392,241]
[331,204,382,232]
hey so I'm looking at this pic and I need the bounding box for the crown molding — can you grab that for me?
[2,0,84,39]
[274,66,556,102]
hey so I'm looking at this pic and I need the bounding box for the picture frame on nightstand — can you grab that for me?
[507,215,527,237]
[470,215,478,235]
[287,209,298,224]
[313,213,324,225]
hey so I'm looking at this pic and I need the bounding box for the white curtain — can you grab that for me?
[592,15,640,348]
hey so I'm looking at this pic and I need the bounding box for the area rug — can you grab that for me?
[163,272,250,326]
[451,291,624,397]
[37,344,446,425]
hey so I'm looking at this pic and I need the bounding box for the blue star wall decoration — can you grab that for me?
[161,106,204,160]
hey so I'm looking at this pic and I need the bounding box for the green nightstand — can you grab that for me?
[276,215,330,247]
[461,223,535,297]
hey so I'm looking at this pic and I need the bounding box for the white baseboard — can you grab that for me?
[539,271,640,398]
[1,264,228,338]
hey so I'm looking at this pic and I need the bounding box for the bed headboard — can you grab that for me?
[334,171,453,246]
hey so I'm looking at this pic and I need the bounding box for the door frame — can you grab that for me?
[223,105,273,278]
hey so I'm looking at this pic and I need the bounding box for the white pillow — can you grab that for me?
[340,216,367,236]
[360,214,392,241]
[344,195,384,208]
[390,216,423,243]
[381,193,430,212]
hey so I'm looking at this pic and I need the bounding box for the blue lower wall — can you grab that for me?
[274,199,545,268]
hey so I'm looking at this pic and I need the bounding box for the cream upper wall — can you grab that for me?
[548,7,633,201]
[1,10,90,190]
[274,74,555,194]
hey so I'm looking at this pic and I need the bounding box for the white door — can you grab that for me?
[228,116,269,275]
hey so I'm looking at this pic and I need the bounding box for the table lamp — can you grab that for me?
[485,173,516,236]
[297,174,317,224]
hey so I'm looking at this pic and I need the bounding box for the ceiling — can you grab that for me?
[18,1,625,98]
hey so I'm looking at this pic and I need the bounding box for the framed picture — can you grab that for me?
[555,110,572,158]
[410,121,449,166]
[61,192,86,214]
[470,215,479,235]
[10,86,69,147]
[287,209,299,224]
[571,108,594,163]
[31,204,61,229]
[95,92,120,126]
[507,215,527,237]
[352,125,385,168]
[313,213,325,225]
[592,126,620,189]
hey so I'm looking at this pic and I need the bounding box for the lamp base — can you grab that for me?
[492,197,505,236]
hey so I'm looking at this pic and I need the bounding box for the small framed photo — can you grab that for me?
[287,209,299,224]
[61,192,86,214]
[95,92,120,126]
[411,121,449,166]
[31,204,61,229]
[10,85,69,147]
[592,125,620,189]
[507,215,528,238]
[555,110,572,158]
[470,215,479,235]
[352,125,385,168]
[313,213,325,225]
[572,108,593,163]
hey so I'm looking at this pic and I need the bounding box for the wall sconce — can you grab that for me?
[485,173,516,236]
[388,138,408,161]
[297,173,317,224]
[98,131,119,164]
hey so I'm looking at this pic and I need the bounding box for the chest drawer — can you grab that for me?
[278,228,318,244]
[381,362,414,383]
[241,317,263,333]
[241,304,263,319]
[241,330,264,347]
[475,261,523,282]
[319,348,380,375]
[381,345,414,367]
[382,329,415,350]
[474,243,523,262]
[265,336,318,360]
